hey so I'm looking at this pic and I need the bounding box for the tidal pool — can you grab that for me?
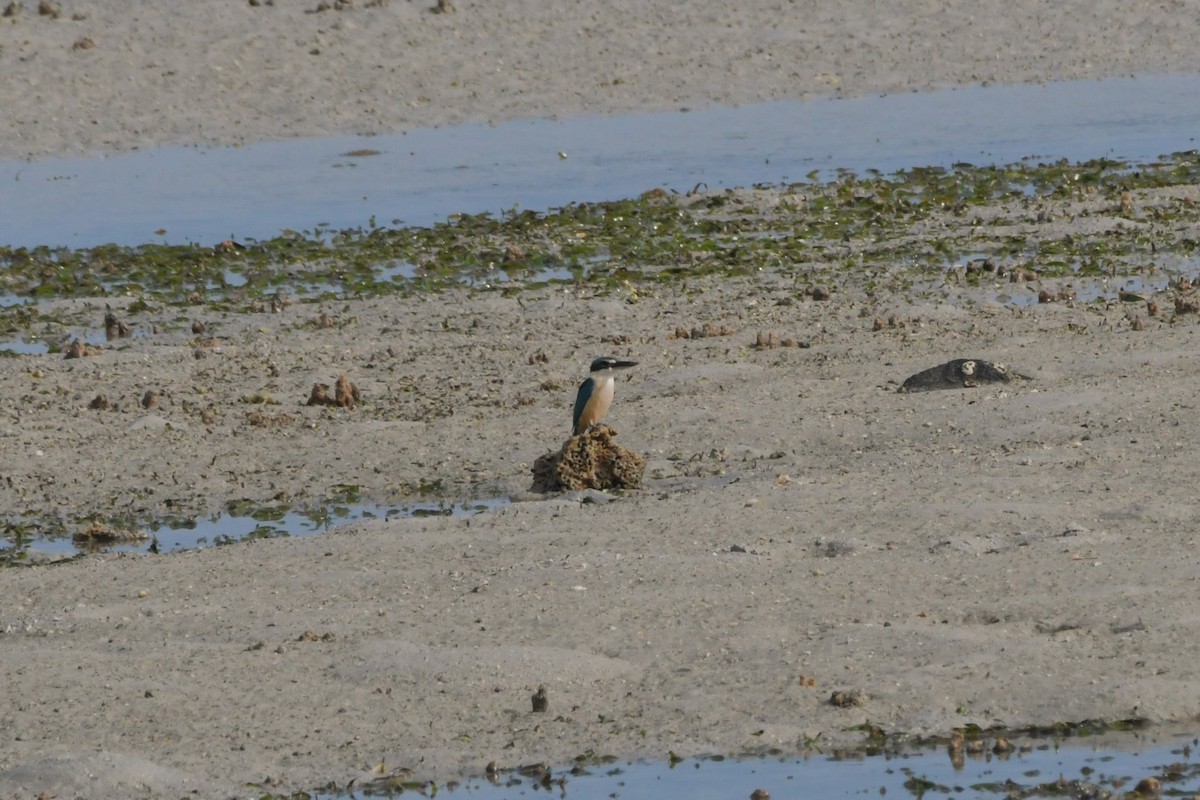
[2,74,1199,249]
[305,730,1200,799]
[5,497,510,560]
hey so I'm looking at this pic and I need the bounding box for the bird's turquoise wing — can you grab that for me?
[572,377,593,434]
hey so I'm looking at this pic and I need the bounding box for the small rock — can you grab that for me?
[899,358,1028,393]
[1133,776,1161,796]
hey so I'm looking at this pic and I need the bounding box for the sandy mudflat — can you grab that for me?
[4,0,1200,161]
[3,1,1200,799]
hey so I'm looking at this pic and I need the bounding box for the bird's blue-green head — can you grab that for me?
[590,356,638,373]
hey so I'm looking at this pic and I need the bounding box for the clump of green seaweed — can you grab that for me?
[2,152,1198,315]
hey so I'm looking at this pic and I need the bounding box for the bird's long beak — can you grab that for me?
[611,359,638,369]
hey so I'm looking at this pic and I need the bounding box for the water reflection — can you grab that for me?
[306,730,1199,799]
[4,496,511,559]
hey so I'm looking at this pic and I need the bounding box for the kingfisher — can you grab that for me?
[572,356,638,435]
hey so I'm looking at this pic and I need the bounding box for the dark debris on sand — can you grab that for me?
[898,358,1030,393]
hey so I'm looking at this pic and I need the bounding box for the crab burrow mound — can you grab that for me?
[531,425,645,493]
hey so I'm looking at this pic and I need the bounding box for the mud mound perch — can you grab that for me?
[531,425,644,492]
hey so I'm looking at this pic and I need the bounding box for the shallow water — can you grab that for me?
[311,729,1200,799]
[3,74,1199,249]
[9,497,509,559]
